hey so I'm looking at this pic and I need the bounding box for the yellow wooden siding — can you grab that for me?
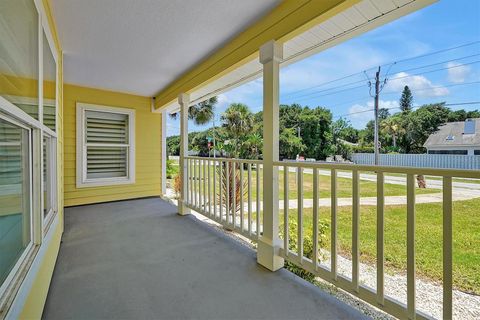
[63,84,161,206]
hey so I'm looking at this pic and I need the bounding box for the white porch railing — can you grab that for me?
[184,156,263,242]
[183,156,480,320]
[275,161,480,320]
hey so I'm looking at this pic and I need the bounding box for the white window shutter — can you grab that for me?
[84,110,129,180]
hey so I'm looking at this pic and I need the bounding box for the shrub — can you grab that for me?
[217,162,247,215]
[336,142,353,161]
[281,219,328,282]
[167,159,179,179]
[173,174,181,199]
[352,145,374,153]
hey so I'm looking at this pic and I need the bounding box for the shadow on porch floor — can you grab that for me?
[43,197,368,319]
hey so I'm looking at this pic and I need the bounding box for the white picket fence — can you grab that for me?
[352,153,480,169]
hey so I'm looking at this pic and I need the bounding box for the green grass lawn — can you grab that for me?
[184,167,438,201]
[279,197,480,294]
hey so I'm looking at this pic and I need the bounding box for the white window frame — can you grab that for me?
[76,103,136,188]
[42,133,57,234]
[0,0,59,308]
[0,112,35,298]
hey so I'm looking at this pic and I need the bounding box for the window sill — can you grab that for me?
[76,178,136,189]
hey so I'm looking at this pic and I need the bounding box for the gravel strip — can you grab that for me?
[320,251,480,319]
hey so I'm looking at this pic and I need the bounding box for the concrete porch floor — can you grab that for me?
[43,197,368,319]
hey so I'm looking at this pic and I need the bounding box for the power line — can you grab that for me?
[387,60,480,82]
[282,41,480,99]
[331,81,480,118]
[334,101,480,119]
[386,41,480,65]
[387,53,480,75]
[282,71,365,98]
[381,80,480,95]
[282,61,480,103]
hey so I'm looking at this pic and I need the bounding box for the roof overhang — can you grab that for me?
[155,0,437,113]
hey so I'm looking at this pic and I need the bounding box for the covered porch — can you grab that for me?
[42,197,367,319]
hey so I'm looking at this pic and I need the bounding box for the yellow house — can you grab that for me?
[1,0,478,319]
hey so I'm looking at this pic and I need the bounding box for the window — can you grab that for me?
[0,0,58,300]
[0,0,39,113]
[428,149,468,155]
[76,103,135,187]
[0,115,32,292]
[43,30,56,131]
[475,150,480,156]
[43,134,56,227]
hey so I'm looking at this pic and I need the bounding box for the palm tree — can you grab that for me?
[381,116,404,148]
[243,133,263,159]
[221,103,254,157]
[221,103,254,136]
[169,96,217,125]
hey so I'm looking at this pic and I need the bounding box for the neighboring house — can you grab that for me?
[424,118,480,155]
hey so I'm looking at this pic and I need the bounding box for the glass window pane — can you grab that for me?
[0,0,39,118]
[0,117,31,286]
[43,31,56,131]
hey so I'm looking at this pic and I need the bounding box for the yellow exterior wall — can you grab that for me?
[63,84,162,206]
[18,222,63,319]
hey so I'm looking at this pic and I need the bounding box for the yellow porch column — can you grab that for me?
[257,40,284,271]
[178,93,191,216]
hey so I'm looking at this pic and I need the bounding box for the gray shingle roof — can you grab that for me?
[424,118,480,148]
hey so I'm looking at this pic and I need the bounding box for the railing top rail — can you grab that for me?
[185,156,262,164]
[274,161,480,179]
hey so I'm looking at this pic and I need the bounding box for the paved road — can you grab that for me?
[282,167,480,191]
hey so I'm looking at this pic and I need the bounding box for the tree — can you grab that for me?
[279,128,305,159]
[332,118,359,143]
[166,135,180,156]
[190,129,218,156]
[359,120,375,146]
[297,107,334,160]
[242,133,263,159]
[448,109,480,122]
[380,116,404,149]
[221,103,254,136]
[220,103,254,158]
[402,103,450,153]
[399,86,413,113]
[170,96,217,125]
[379,108,390,120]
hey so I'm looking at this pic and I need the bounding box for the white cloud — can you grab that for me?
[347,100,399,128]
[216,93,230,109]
[280,43,388,95]
[386,72,449,97]
[446,61,471,83]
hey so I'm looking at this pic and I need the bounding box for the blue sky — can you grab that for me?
[168,0,480,136]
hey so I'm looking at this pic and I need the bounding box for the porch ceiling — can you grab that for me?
[49,0,280,96]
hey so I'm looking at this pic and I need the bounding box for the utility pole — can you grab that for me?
[297,126,301,138]
[374,66,381,166]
